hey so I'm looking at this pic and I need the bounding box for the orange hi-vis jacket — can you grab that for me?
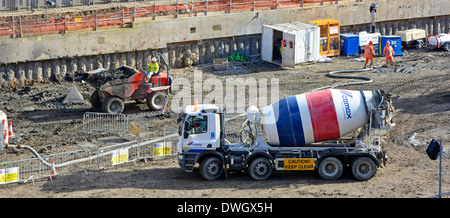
[384,45,394,57]
[364,44,375,59]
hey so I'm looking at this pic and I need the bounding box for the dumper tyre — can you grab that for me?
[318,157,343,180]
[89,90,101,109]
[199,157,223,181]
[351,157,377,181]
[102,96,124,113]
[146,91,167,111]
[248,157,272,181]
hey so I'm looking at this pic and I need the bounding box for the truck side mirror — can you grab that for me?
[183,120,190,139]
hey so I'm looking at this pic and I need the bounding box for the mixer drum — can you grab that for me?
[260,89,381,147]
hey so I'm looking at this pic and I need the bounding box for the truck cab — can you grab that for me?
[177,103,224,176]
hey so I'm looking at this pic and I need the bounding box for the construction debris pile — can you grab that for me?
[83,67,137,88]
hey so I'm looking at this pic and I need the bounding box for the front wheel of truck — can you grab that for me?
[199,157,223,181]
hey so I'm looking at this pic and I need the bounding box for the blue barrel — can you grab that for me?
[340,34,359,56]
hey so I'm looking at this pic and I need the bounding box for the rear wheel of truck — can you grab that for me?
[146,91,167,111]
[102,96,124,113]
[200,157,223,181]
[248,157,272,181]
[318,157,343,180]
[351,157,377,181]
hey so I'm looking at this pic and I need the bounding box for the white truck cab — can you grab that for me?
[177,102,224,173]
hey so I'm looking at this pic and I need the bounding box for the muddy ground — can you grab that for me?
[0,48,449,198]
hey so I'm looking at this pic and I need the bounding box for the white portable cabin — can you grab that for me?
[261,22,320,68]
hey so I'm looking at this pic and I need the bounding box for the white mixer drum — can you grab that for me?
[260,89,380,147]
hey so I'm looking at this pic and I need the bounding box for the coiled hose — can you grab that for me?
[310,54,432,92]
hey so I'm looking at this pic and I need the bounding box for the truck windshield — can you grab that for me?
[186,115,208,134]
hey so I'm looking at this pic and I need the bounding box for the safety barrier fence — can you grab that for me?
[0,0,344,12]
[1,111,245,186]
[0,127,178,186]
[82,112,167,137]
[0,0,350,37]
[0,148,91,185]
[96,135,177,169]
[82,112,127,134]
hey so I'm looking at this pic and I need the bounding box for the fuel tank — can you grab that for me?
[260,89,382,147]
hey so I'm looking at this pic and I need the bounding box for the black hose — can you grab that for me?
[310,68,373,92]
[310,54,432,92]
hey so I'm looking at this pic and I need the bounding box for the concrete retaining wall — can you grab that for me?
[0,35,262,86]
[1,0,449,64]
[1,15,449,88]
[0,0,449,87]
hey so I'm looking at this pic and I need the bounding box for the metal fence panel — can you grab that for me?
[0,148,91,185]
[96,140,140,169]
[1,124,179,186]
[83,112,127,134]
[42,149,91,178]
[0,157,42,184]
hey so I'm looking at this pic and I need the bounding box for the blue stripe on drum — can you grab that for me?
[274,96,306,147]
[287,96,306,146]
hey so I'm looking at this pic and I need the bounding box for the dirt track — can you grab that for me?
[0,48,449,198]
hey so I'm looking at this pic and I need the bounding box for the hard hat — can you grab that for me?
[386,41,390,45]
[369,41,373,45]
[151,57,157,62]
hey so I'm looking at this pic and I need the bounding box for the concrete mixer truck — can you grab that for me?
[176,89,395,181]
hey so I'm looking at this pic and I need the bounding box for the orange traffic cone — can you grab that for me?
[8,121,15,138]
[50,158,57,180]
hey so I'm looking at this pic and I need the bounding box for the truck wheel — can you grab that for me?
[318,157,343,180]
[351,157,377,181]
[146,91,167,111]
[102,97,124,113]
[200,157,223,181]
[248,157,272,181]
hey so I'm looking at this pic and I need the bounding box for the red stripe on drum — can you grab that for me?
[305,89,340,142]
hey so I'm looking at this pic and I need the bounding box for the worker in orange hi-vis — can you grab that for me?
[363,41,375,69]
[383,41,394,65]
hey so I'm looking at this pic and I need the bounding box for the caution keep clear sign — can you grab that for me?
[284,158,315,170]
[111,148,129,166]
[0,167,19,184]
[153,142,172,157]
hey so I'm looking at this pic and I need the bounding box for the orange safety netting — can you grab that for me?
[0,0,339,37]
